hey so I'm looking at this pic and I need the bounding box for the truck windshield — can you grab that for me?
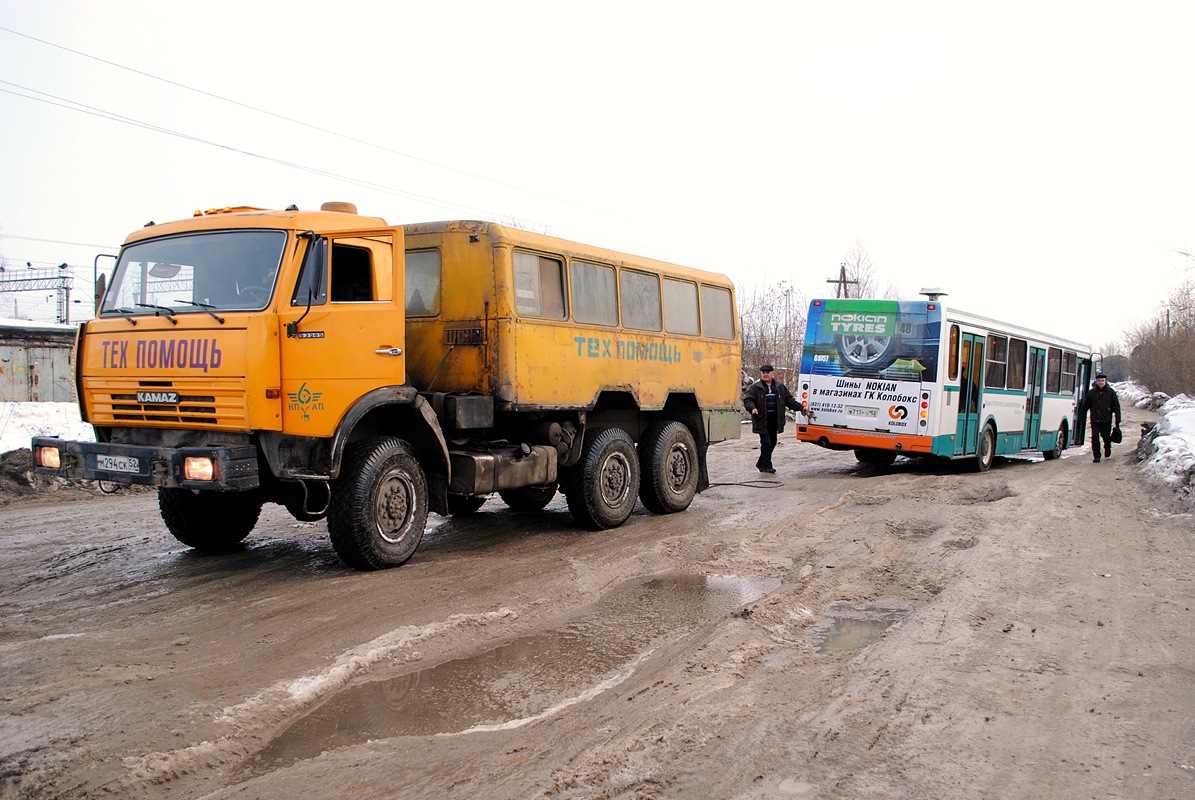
[100,230,287,316]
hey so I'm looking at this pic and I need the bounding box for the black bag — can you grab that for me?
[1111,425,1123,444]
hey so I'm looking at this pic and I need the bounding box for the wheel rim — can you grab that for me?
[840,335,887,366]
[376,471,416,543]
[665,443,692,493]
[981,430,994,467]
[599,450,634,509]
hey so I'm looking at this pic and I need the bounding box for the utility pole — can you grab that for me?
[827,262,858,298]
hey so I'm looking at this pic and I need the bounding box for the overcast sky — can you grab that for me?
[1,1,1193,349]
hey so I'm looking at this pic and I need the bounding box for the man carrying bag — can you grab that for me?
[1079,373,1122,463]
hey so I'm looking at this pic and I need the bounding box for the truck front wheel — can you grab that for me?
[564,428,640,530]
[638,421,698,514]
[328,437,429,570]
[159,488,263,550]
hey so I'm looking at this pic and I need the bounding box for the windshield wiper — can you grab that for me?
[136,303,179,325]
[110,307,139,326]
[174,299,226,324]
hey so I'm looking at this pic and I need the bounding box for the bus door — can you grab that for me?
[954,333,985,456]
[1074,357,1092,445]
[1024,347,1046,449]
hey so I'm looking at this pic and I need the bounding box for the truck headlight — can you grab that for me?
[184,456,215,481]
[35,445,61,470]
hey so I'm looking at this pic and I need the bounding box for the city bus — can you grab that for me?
[794,292,1095,471]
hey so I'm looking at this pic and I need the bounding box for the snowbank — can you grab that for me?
[0,402,95,453]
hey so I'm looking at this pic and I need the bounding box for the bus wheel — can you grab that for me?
[447,494,487,515]
[499,485,557,511]
[159,488,262,550]
[638,421,699,514]
[1043,422,1068,461]
[564,428,640,530]
[328,437,428,570]
[974,425,996,472]
[854,447,897,466]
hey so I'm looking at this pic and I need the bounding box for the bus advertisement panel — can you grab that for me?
[798,299,941,435]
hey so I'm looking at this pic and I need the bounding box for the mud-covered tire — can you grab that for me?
[974,425,996,472]
[564,428,640,530]
[1043,422,1068,461]
[158,488,262,550]
[447,494,487,515]
[499,485,557,512]
[637,421,698,514]
[328,437,428,570]
[855,447,897,466]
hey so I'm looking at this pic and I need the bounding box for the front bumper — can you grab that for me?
[31,438,260,491]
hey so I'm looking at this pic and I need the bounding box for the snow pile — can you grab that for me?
[1115,380,1172,412]
[0,402,94,453]
[1136,392,1195,501]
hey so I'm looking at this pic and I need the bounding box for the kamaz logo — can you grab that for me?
[137,391,180,405]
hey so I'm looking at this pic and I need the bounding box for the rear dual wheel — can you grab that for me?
[564,428,640,530]
[637,422,699,514]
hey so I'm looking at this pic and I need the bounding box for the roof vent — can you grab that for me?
[919,287,948,301]
[320,202,357,214]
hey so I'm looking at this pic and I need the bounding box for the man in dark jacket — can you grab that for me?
[742,364,804,473]
[1079,373,1122,463]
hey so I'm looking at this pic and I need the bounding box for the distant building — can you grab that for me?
[0,318,78,402]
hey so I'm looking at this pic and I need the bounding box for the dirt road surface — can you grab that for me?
[2,401,1193,800]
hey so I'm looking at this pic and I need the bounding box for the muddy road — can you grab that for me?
[3,401,1194,800]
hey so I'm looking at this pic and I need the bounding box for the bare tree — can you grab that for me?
[835,240,898,299]
[739,281,806,383]
[1126,271,1195,394]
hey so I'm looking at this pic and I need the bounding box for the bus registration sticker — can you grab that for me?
[846,405,878,419]
[95,454,140,474]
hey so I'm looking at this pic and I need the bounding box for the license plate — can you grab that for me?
[95,454,141,474]
[845,405,878,418]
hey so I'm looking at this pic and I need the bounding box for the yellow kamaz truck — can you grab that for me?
[33,203,743,569]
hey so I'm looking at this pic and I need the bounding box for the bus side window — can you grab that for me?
[985,335,1008,388]
[948,325,960,380]
[1046,347,1063,393]
[1061,351,1077,393]
[701,285,735,339]
[330,244,374,302]
[1007,338,1027,390]
[620,270,662,331]
[570,260,618,325]
[513,250,566,319]
[663,278,699,335]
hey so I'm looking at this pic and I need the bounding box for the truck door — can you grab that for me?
[278,230,405,439]
[954,333,985,456]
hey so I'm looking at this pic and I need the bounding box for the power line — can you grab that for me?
[0,81,724,270]
[0,28,736,272]
[0,24,665,232]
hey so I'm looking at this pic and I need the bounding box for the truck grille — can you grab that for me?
[85,378,249,429]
